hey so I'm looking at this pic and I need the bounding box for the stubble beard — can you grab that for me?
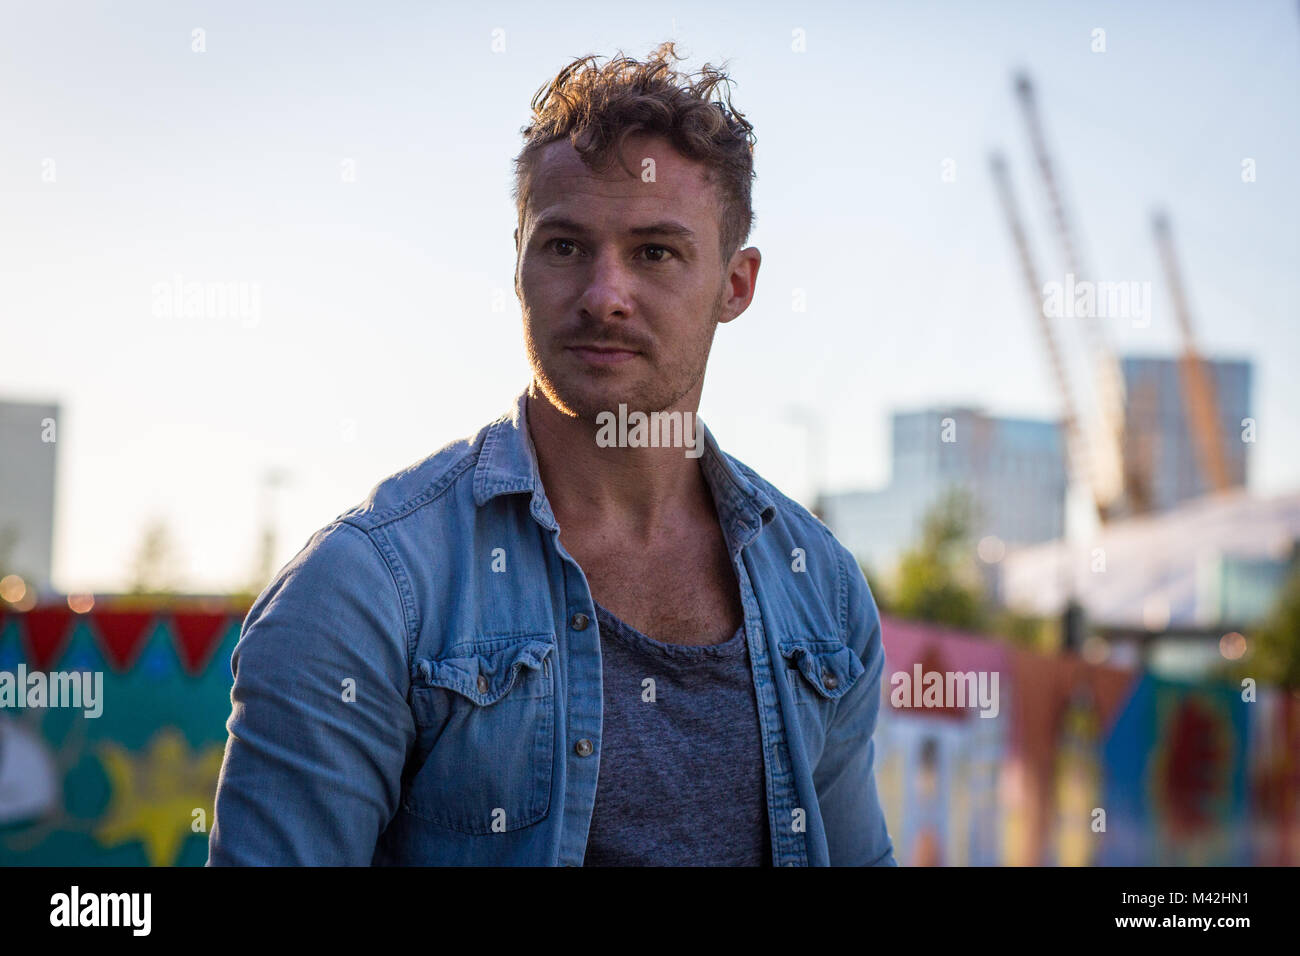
[524,297,723,424]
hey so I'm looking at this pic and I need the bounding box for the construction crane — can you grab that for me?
[1151,210,1234,494]
[989,152,1095,520]
[1014,74,1128,519]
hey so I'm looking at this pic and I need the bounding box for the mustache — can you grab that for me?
[561,326,651,353]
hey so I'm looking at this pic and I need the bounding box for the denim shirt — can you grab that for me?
[207,389,896,867]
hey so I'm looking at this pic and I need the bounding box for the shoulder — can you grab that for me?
[724,450,881,653]
[245,418,499,649]
[259,416,494,599]
[725,450,857,571]
[333,418,496,534]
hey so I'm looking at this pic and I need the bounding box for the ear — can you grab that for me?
[717,246,761,324]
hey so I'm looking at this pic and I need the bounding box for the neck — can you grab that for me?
[526,380,712,543]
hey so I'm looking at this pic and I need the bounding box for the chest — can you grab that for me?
[563,523,743,646]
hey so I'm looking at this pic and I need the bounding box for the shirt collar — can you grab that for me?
[473,387,776,546]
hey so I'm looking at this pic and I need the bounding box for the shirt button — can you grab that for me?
[574,738,594,757]
[823,671,839,690]
[570,612,589,631]
[477,674,489,694]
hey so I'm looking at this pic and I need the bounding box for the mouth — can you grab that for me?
[566,344,642,367]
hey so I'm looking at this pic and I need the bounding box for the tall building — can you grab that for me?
[1121,355,1252,515]
[0,399,59,594]
[819,408,1067,575]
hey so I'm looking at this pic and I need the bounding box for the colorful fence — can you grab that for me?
[0,604,241,866]
[876,616,1300,866]
[1,604,1296,865]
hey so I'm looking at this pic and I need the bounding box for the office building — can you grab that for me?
[1120,355,1252,515]
[0,399,59,594]
[819,408,1067,576]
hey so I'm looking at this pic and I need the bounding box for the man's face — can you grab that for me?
[515,132,758,421]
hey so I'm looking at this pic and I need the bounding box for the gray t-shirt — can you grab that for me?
[581,603,772,866]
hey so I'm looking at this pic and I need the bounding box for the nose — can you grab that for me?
[576,250,634,322]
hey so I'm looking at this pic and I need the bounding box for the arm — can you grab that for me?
[207,520,414,865]
[814,548,896,866]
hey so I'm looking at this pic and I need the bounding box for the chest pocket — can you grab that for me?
[778,636,865,763]
[779,636,865,707]
[403,632,556,834]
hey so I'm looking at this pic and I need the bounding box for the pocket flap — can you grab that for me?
[414,633,555,705]
[779,637,864,701]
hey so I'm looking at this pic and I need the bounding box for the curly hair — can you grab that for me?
[512,41,757,263]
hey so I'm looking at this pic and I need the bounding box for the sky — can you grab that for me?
[2,0,1297,593]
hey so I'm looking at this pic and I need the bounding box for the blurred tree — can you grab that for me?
[989,606,1056,652]
[1249,562,1300,689]
[857,559,891,614]
[890,488,986,631]
[851,491,1064,650]
[127,519,185,595]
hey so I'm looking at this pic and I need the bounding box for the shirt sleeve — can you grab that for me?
[207,520,414,865]
[814,548,897,866]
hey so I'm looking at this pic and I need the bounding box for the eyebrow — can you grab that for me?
[532,216,698,244]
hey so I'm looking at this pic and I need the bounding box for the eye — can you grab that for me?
[547,238,579,257]
[639,244,675,263]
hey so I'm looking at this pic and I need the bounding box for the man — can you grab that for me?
[208,42,895,867]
